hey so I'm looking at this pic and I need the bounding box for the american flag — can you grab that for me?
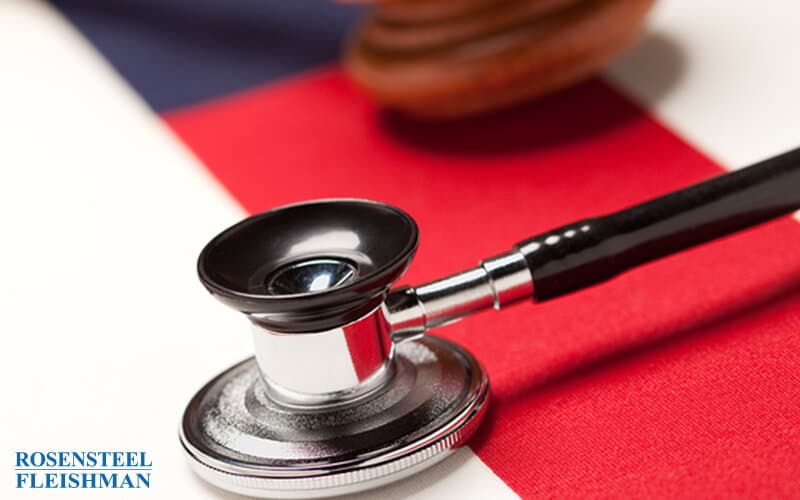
[2,1,799,498]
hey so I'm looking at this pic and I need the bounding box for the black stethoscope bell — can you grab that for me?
[182,150,800,498]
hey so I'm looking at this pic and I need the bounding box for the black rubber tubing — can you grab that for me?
[515,147,800,301]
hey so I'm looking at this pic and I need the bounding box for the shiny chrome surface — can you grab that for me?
[481,250,535,308]
[181,336,489,498]
[244,247,532,410]
[385,249,533,333]
[252,306,394,408]
[382,286,426,342]
[265,257,358,295]
[245,248,532,408]
[414,267,495,329]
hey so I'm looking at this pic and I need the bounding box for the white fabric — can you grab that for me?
[608,0,800,178]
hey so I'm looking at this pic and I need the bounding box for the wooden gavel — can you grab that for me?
[341,0,655,118]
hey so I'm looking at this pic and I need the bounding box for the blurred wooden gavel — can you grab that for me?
[341,0,655,118]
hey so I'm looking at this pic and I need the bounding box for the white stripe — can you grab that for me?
[0,1,517,498]
[347,448,519,500]
[606,1,800,209]
[607,1,800,168]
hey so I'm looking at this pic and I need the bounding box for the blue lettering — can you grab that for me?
[82,472,97,488]
[120,474,134,488]
[30,452,44,467]
[137,473,151,488]
[13,450,153,489]
[99,473,114,488]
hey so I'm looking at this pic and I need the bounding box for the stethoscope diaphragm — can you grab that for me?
[181,336,488,498]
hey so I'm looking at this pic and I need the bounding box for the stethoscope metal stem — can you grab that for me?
[385,249,533,340]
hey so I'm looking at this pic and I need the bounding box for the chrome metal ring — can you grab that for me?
[180,336,489,498]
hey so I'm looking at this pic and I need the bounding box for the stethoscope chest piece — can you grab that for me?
[181,199,489,498]
[181,150,800,497]
[180,336,488,498]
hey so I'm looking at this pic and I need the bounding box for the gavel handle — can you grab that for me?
[387,147,800,337]
[516,147,800,301]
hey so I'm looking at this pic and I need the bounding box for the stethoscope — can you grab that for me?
[181,148,800,498]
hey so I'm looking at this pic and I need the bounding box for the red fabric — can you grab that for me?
[165,69,800,498]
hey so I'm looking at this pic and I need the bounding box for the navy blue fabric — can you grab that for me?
[51,0,362,111]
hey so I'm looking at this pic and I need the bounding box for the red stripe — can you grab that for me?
[165,70,800,497]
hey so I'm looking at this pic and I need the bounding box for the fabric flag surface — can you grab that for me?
[1,1,799,498]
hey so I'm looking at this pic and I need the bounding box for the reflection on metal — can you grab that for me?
[386,250,533,333]
[252,306,393,408]
[181,336,489,498]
